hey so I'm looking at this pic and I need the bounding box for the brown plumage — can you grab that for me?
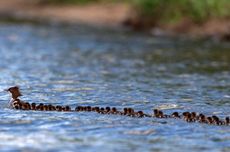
[153,109,159,117]
[225,117,229,125]
[31,103,36,110]
[137,111,144,118]
[7,86,22,100]
[171,112,180,118]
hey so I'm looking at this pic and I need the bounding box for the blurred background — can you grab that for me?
[0,0,229,40]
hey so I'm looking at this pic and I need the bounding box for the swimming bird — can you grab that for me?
[110,107,116,114]
[31,103,36,110]
[137,111,144,118]
[6,86,22,100]
[86,106,91,112]
[6,86,24,108]
[105,107,111,114]
[225,117,229,125]
[206,117,213,124]
[153,109,159,117]
[171,112,180,118]
[123,108,128,115]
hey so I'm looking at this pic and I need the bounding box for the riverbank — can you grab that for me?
[0,0,229,41]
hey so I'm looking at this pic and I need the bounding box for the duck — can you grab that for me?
[31,103,36,110]
[171,112,180,118]
[86,106,91,112]
[127,108,135,117]
[184,113,193,122]
[100,107,105,114]
[212,115,222,125]
[64,106,71,111]
[137,111,144,118]
[56,106,62,112]
[191,112,197,121]
[6,86,22,100]
[94,107,100,113]
[75,106,82,112]
[158,110,165,118]
[153,109,159,117]
[105,107,111,114]
[198,114,207,123]
[43,105,48,111]
[206,117,213,124]
[6,86,24,108]
[225,117,229,125]
[122,108,128,115]
[110,107,117,114]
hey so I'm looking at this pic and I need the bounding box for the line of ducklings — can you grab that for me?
[12,100,229,126]
[6,86,230,126]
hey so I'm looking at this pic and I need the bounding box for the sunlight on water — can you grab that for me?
[0,23,229,151]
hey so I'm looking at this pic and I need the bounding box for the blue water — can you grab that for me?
[0,23,229,152]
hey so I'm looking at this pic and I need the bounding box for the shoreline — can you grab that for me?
[0,0,229,41]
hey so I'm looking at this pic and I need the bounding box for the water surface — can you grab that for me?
[0,23,229,152]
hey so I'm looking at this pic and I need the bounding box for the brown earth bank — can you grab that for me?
[0,0,229,41]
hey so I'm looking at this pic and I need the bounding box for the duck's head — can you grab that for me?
[6,86,22,99]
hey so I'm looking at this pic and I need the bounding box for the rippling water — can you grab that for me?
[0,23,229,152]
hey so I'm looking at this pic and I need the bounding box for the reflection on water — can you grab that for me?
[0,23,229,151]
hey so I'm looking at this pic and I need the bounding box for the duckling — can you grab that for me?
[198,113,204,120]
[225,117,229,125]
[127,108,135,117]
[105,107,111,114]
[36,105,41,110]
[37,103,44,111]
[153,109,159,117]
[212,115,221,125]
[123,108,128,115]
[100,107,105,114]
[198,114,206,123]
[12,99,21,109]
[51,105,56,111]
[47,104,53,111]
[110,107,117,114]
[182,112,190,119]
[95,107,100,113]
[12,99,21,110]
[83,106,87,111]
[158,110,164,118]
[21,102,29,110]
[43,105,48,111]
[40,104,44,111]
[91,107,96,111]
[65,106,71,111]
[75,106,81,112]
[31,103,36,110]
[14,104,20,110]
[137,111,144,118]
[171,112,180,118]
[191,112,197,121]
[56,106,62,112]
[184,113,193,122]
[206,117,213,124]
[86,106,91,112]
[26,102,31,110]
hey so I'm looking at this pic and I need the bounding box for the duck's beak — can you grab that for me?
[4,88,9,92]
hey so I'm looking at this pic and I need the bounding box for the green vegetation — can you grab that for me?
[133,0,230,24]
[42,0,230,25]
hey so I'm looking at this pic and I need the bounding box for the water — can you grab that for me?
[0,23,229,152]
